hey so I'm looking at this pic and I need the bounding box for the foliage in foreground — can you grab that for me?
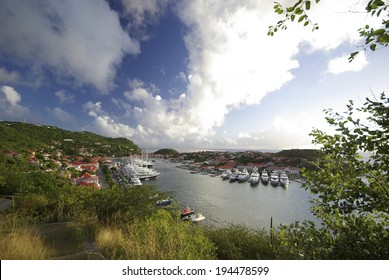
[281,93,389,259]
[269,0,389,61]
[96,210,216,260]
[205,224,276,259]
[0,215,53,259]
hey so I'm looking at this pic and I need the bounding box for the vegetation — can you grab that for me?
[269,0,389,61]
[154,148,179,155]
[96,210,216,260]
[1,99,388,259]
[0,121,141,157]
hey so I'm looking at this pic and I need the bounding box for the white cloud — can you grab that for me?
[123,80,193,142]
[0,0,140,92]
[107,1,378,149]
[49,107,75,124]
[0,85,30,119]
[1,85,21,106]
[238,132,252,139]
[55,90,75,104]
[140,0,375,147]
[83,101,135,139]
[0,67,20,84]
[327,53,368,75]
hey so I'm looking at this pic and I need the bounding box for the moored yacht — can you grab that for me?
[279,172,289,187]
[220,169,232,179]
[261,169,269,184]
[121,156,160,181]
[249,167,260,185]
[237,168,250,182]
[270,171,279,186]
[229,170,239,182]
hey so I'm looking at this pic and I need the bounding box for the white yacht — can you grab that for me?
[229,170,239,182]
[237,168,250,182]
[121,155,160,180]
[249,168,260,185]
[261,169,269,184]
[270,171,279,186]
[130,175,142,186]
[279,172,289,187]
[220,169,232,179]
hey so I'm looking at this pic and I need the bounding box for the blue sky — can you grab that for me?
[0,0,388,150]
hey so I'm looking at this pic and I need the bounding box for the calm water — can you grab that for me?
[146,159,318,229]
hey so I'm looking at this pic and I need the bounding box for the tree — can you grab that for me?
[275,95,389,259]
[307,94,388,258]
[268,0,389,260]
[269,0,389,61]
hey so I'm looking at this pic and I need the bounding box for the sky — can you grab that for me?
[0,0,388,151]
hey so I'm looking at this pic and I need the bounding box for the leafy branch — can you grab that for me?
[269,0,389,62]
[268,0,320,36]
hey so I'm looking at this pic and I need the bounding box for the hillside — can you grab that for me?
[274,149,321,161]
[154,148,179,155]
[0,121,141,156]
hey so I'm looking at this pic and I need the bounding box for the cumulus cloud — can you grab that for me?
[0,85,30,119]
[327,53,368,75]
[83,101,135,139]
[123,79,193,143]
[0,0,140,92]
[105,0,378,148]
[126,0,373,147]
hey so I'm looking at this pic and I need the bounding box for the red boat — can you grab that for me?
[180,207,195,219]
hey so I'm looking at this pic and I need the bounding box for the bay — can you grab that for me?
[146,159,318,229]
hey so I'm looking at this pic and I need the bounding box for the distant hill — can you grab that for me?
[275,149,321,161]
[0,121,141,157]
[154,148,179,155]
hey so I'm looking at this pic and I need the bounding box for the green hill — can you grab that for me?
[0,121,141,157]
[154,148,179,155]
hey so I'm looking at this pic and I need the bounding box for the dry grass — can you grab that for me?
[0,217,53,259]
[95,210,216,260]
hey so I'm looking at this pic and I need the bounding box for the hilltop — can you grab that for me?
[0,121,141,157]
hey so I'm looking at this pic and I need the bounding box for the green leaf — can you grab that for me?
[298,15,306,22]
[286,7,295,12]
[295,8,303,15]
[370,43,377,51]
[373,29,385,35]
[305,1,311,10]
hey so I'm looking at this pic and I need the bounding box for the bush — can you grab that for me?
[96,210,216,260]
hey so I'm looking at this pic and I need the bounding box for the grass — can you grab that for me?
[0,216,53,259]
[0,214,104,260]
[95,210,216,260]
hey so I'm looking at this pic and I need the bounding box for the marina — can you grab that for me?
[145,159,318,229]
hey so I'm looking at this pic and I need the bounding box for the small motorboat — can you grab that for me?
[180,207,195,219]
[156,199,172,206]
[190,212,205,222]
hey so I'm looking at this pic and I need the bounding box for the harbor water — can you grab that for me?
[146,159,318,229]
